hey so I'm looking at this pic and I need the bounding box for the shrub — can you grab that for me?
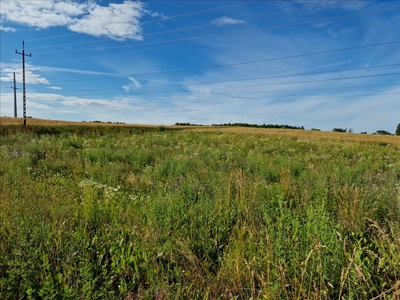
[332,128,347,133]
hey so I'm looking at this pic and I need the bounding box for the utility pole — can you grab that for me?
[13,73,18,117]
[15,41,31,126]
[8,72,21,117]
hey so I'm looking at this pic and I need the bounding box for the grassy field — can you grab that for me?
[0,119,399,299]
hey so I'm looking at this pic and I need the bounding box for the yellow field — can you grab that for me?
[192,126,400,146]
[0,117,158,127]
[1,116,399,146]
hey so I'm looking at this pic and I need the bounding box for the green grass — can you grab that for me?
[0,127,399,299]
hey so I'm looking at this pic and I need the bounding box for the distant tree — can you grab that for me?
[376,130,392,135]
[396,124,400,136]
[348,128,353,133]
[332,128,347,133]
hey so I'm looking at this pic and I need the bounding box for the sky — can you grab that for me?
[0,0,399,133]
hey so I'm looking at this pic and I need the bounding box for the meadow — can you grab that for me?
[0,120,399,299]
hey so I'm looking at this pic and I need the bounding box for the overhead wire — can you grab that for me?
[41,83,399,97]
[39,39,400,67]
[36,41,400,84]
[34,42,191,65]
[225,92,400,102]
[176,74,400,94]
[24,0,255,42]
[39,65,400,98]
[48,62,400,86]
[32,4,400,55]
[27,4,319,51]
[6,3,399,100]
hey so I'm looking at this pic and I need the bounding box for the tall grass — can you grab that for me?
[0,127,399,299]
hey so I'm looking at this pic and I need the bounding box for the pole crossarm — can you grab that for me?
[15,41,31,126]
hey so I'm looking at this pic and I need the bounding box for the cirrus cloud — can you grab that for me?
[123,77,141,92]
[211,16,245,26]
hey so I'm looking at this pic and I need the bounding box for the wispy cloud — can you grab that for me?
[48,86,62,90]
[312,21,331,29]
[1,0,146,40]
[211,16,245,26]
[0,26,16,32]
[123,77,141,92]
[148,11,169,20]
[38,66,119,76]
[293,0,368,11]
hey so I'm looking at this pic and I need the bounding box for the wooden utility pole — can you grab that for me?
[15,41,31,126]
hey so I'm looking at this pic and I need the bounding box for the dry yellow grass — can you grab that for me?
[0,117,160,128]
[1,117,399,146]
[187,126,400,146]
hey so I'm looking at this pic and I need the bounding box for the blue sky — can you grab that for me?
[0,0,399,132]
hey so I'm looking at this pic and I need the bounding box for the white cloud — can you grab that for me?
[24,71,50,85]
[68,1,145,41]
[1,0,146,40]
[211,16,245,26]
[48,86,62,90]
[0,26,16,32]
[148,11,169,20]
[0,63,50,85]
[123,77,141,91]
[0,1,80,28]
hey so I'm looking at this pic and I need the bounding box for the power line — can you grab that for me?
[24,0,255,43]
[31,73,399,97]
[228,92,400,103]
[42,42,400,84]
[27,4,319,51]
[39,37,400,67]
[120,42,400,78]
[116,73,400,95]
[176,64,400,89]
[141,0,256,25]
[175,73,400,93]
[37,42,191,65]
[43,83,399,98]
[33,4,399,55]
[49,62,400,86]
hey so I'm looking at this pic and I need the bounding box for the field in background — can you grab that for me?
[0,120,399,299]
[1,117,399,145]
[0,117,158,127]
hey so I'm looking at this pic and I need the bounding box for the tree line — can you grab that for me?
[175,122,304,130]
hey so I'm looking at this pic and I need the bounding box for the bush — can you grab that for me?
[376,130,392,135]
[332,128,347,133]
